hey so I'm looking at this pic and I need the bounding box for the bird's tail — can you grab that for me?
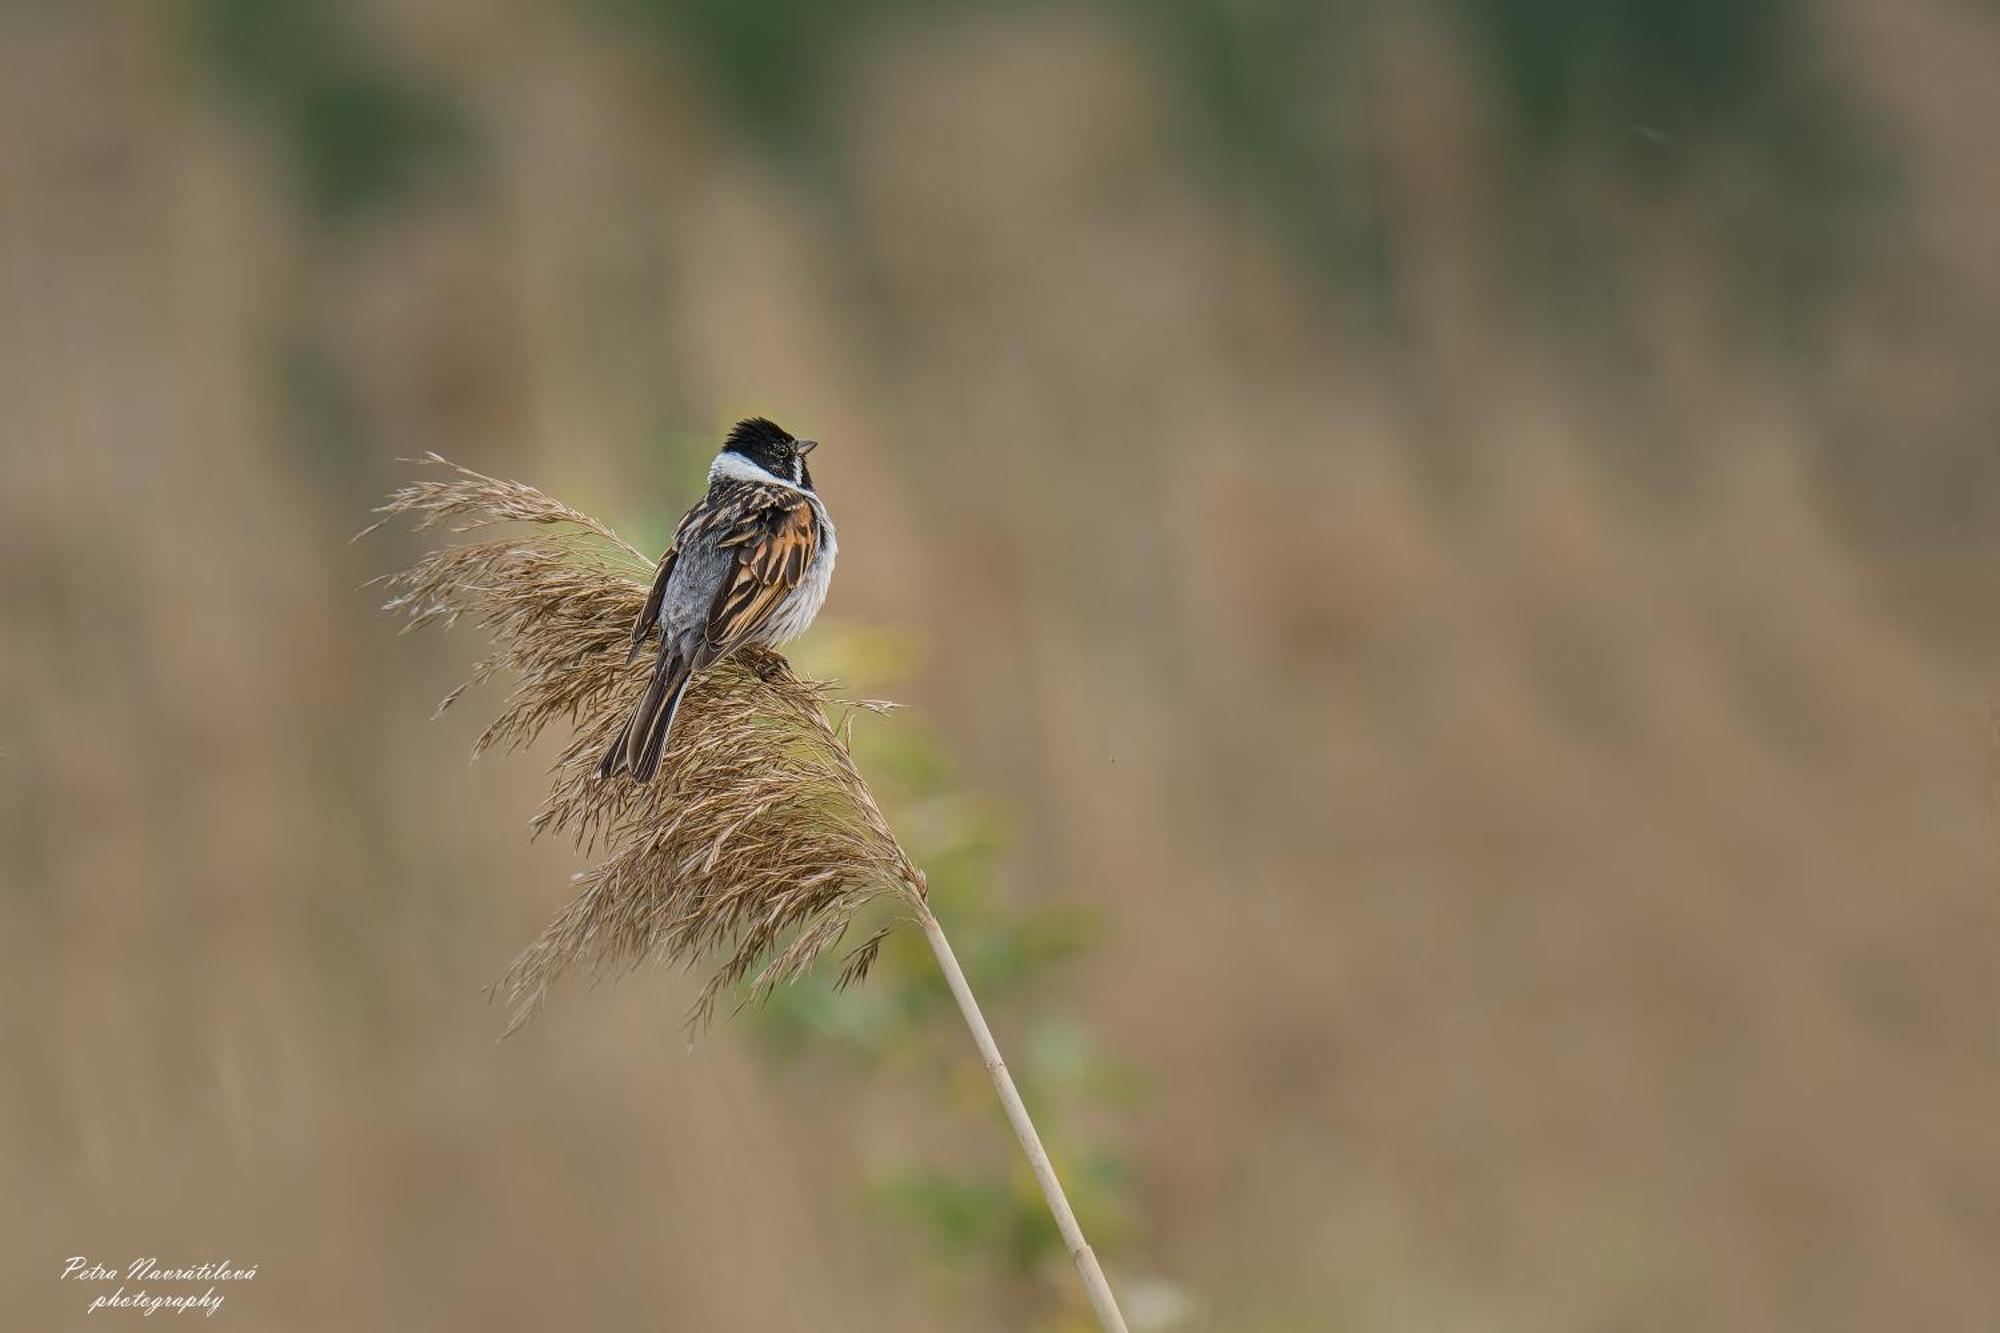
[597,649,692,783]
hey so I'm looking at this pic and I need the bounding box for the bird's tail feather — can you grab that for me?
[597,650,692,783]
[630,669,689,783]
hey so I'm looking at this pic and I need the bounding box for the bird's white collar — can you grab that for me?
[708,450,807,492]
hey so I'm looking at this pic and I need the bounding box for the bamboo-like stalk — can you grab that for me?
[920,908,1131,1333]
[373,456,1135,1328]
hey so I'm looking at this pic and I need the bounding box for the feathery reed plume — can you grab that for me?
[371,456,1130,1332]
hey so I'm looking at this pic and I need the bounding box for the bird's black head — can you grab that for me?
[723,417,818,489]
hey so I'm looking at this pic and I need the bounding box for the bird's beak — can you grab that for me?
[797,439,820,456]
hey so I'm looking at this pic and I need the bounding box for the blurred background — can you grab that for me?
[4,0,1999,1328]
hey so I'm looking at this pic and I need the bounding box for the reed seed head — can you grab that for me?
[371,455,926,1031]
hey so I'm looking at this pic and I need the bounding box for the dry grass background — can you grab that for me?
[3,1,1999,1329]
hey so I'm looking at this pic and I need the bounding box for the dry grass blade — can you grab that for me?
[371,456,926,1033]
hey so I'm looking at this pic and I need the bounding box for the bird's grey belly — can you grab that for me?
[660,539,734,659]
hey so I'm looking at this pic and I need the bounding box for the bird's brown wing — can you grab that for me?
[700,486,819,659]
[626,543,679,663]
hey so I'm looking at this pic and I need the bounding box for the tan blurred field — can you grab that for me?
[4,2,1999,1329]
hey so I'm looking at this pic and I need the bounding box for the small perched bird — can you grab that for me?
[598,417,837,782]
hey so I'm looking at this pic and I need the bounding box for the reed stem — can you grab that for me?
[918,907,1131,1333]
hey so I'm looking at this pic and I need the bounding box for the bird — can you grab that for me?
[597,417,838,783]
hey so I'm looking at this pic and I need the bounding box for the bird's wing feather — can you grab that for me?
[624,479,761,661]
[699,484,819,659]
[626,544,679,663]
